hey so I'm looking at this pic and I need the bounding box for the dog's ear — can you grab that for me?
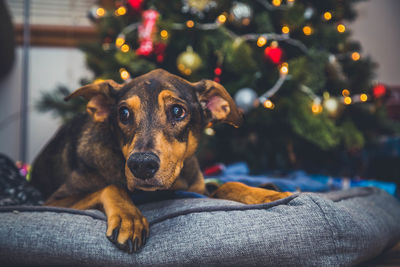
[192,80,242,128]
[65,80,123,122]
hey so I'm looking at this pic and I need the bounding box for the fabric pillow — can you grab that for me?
[0,187,399,266]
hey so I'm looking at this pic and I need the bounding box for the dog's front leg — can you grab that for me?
[46,185,149,253]
[211,182,292,204]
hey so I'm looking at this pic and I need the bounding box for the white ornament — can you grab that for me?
[324,98,339,115]
[304,7,314,19]
[234,88,259,112]
[230,2,253,26]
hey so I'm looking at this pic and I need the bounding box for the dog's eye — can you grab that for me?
[170,105,186,120]
[119,107,131,124]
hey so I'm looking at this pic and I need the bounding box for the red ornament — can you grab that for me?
[127,0,143,11]
[264,46,283,64]
[136,10,159,56]
[214,67,222,76]
[373,84,386,98]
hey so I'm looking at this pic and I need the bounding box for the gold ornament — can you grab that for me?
[177,46,202,76]
[182,0,217,18]
[187,0,213,12]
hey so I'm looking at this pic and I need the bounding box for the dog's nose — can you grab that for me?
[127,152,160,180]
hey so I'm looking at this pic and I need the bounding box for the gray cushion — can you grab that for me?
[0,187,399,266]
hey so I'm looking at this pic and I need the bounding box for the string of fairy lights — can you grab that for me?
[90,0,371,117]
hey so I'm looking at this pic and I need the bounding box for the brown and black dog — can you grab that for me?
[31,69,291,253]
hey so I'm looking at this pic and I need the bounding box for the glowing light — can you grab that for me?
[214,67,222,76]
[115,37,125,47]
[119,68,130,80]
[160,30,169,40]
[272,0,281,7]
[351,52,360,61]
[186,20,195,28]
[204,128,215,136]
[373,84,386,98]
[282,25,290,34]
[257,36,267,47]
[337,24,346,33]
[116,6,127,16]
[263,99,275,109]
[184,68,192,75]
[312,102,323,114]
[287,0,295,3]
[360,93,368,102]
[280,62,289,75]
[96,7,105,17]
[303,26,313,36]
[344,96,352,105]
[323,12,332,21]
[342,89,350,97]
[217,14,227,24]
[121,44,130,53]
[177,64,185,71]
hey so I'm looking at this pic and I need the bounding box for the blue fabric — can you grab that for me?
[206,162,397,195]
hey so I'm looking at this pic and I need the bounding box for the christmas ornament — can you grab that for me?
[177,46,202,76]
[229,2,253,26]
[264,43,283,64]
[234,88,259,112]
[324,98,339,116]
[182,0,217,18]
[304,7,314,19]
[136,10,159,56]
[127,0,143,11]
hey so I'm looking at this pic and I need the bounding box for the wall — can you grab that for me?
[0,47,91,163]
[350,0,400,84]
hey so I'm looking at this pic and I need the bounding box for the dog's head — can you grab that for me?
[66,69,242,191]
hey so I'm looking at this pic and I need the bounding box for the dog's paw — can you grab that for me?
[212,182,292,204]
[106,209,149,253]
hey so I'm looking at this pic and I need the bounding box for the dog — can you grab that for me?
[31,69,291,253]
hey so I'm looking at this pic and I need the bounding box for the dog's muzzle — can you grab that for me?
[127,152,160,180]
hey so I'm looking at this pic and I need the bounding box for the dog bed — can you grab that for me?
[0,187,399,266]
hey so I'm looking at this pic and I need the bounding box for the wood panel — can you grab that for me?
[14,24,98,47]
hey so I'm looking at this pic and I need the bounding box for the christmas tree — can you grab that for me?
[38,0,399,175]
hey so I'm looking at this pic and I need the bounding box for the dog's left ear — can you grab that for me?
[65,80,123,122]
[193,80,242,128]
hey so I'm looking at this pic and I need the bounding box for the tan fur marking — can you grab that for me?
[86,95,110,122]
[212,182,292,204]
[185,131,198,158]
[153,131,187,188]
[125,95,141,112]
[157,90,179,122]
